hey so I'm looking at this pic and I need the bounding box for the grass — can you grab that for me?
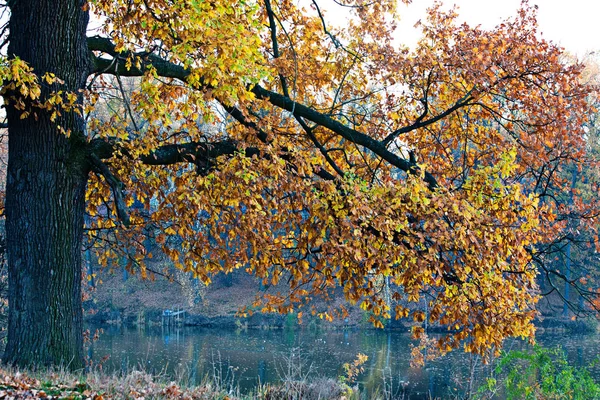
[0,364,359,399]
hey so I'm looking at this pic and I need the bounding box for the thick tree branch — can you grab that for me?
[87,36,439,189]
[88,36,191,80]
[139,140,255,166]
[88,138,260,224]
[91,137,259,168]
[251,84,439,188]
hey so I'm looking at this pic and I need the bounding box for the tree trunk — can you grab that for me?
[3,0,91,368]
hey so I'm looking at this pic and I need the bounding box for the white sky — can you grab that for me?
[394,0,600,56]
[87,0,600,57]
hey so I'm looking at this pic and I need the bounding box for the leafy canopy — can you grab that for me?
[2,0,596,358]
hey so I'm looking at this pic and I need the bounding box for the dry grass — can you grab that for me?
[0,366,357,399]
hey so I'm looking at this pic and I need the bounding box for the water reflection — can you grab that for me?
[88,325,599,398]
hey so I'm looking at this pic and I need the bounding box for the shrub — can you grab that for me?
[477,345,600,399]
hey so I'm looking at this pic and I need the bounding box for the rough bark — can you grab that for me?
[3,0,91,368]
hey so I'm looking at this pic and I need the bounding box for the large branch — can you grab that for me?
[91,137,258,167]
[88,138,257,225]
[87,36,438,189]
[139,140,257,166]
[88,36,190,80]
[91,136,336,181]
[250,85,438,188]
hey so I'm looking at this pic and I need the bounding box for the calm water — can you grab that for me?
[87,325,600,399]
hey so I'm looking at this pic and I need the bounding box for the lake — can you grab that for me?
[87,325,600,399]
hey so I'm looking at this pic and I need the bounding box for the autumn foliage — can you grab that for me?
[2,0,598,360]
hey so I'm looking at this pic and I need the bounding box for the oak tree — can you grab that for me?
[0,0,596,367]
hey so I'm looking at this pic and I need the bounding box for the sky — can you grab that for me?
[86,1,600,57]
[394,0,600,56]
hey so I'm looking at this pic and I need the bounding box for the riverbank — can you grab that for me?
[0,368,358,399]
[84,266,376,330]
[84,263,598,334]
